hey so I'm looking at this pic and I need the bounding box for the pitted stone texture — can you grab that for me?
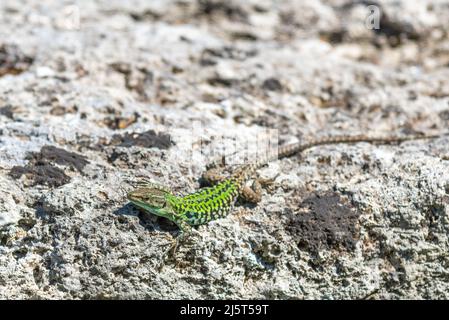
[1,0,449,299]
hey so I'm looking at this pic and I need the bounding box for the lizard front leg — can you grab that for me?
[175,219,193,234]
[169,219,201,254]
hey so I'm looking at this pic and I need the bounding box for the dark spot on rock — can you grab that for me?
[106,150,136,169]
[26,146,89,173]
[111,130,173,149]
[101,112,139,130]
[33,266,44,286]
[262,78,283,91]
[199,57,217,67]
[286,191,361,253]
[230,31,258,41]
[109,62,131,74]
[17,217,36,231]
[49,105,78,116]
[197,0,248,22]
[129,9,162,21]
[171,65,184,74]
[207,77,237,87]
[438,110,449,121]
[201,46,258,62]
[0,44,34,77]
[320,30,346,44]
[70,134,100,151]
[9,145,88,187]
[0,105,14,119]
[246,108,290,128]
[408,90,418,101]
[12,247,28,259]
[107,150,127,164]
[9,164,70,187]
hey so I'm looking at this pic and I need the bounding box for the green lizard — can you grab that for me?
[127,133,442,234]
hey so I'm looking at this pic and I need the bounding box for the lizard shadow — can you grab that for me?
[112,202,179,234]
[237,201,258,210]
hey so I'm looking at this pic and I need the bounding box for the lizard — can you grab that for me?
[127,132,443,236]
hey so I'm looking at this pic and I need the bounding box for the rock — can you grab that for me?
[0,176,23,227]
[0,0,448,299]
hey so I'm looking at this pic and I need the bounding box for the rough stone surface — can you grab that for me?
[0,0,449,299]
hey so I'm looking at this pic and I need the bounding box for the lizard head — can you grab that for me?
[127,186,176,220]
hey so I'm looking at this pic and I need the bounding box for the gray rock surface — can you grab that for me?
[0,0,448,299]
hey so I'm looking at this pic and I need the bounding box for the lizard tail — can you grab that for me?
[231,132,445,187]
[279,132,443,159]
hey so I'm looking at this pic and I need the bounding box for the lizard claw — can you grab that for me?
[169,227,201,255]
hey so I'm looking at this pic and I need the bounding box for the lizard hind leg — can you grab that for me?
[240,179,263,204]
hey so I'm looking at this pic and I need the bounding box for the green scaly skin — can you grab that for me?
[127,178,241,232]
[127,133,442,233]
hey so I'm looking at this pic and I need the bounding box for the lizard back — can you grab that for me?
[169,179,240,225]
